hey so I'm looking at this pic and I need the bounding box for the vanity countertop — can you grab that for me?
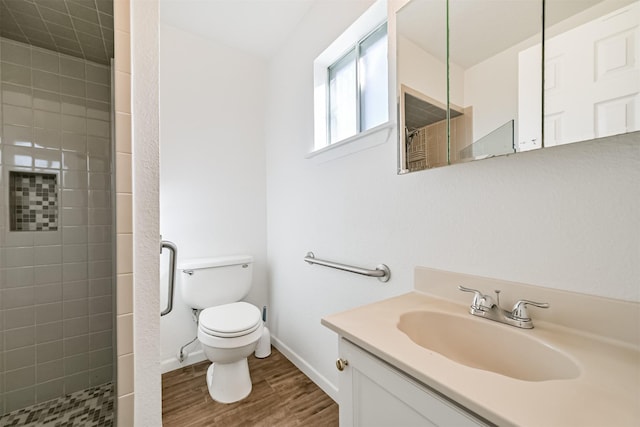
[322,288,640,427]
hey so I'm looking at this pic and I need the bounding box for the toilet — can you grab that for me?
[179,255,263,403]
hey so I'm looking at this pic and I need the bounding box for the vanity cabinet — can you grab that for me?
[338,338,490,427]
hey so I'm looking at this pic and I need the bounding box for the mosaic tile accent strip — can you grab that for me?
[9,171,58,232]
[0,383,114,427]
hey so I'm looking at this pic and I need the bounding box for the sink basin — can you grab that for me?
[398,310,581,382]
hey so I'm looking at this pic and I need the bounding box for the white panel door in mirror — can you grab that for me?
[544,1,639,146]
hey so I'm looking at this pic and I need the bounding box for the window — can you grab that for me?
[312,0,390,154]
[328,23,388,144]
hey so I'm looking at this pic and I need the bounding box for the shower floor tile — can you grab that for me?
[0,382,114,427]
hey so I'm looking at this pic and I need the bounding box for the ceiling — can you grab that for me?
[159,0,315,59]
[0,0,113,64]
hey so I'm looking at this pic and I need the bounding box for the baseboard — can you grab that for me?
[161,349,207,374]
[271,335,339,403]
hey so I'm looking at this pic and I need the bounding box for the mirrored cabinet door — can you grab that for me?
[448,0,543,163]
[544,0,639,146]
[396,0,639,174]
[396,0,448,172]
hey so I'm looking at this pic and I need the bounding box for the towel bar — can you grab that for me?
[304,252,390,282]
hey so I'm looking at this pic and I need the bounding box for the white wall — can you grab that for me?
[131,0,162,424]
[158,24,268,371]
[265,0,640,402]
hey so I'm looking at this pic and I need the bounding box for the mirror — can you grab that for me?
[544,0,639,145]
[396,0,448,171]
[397,0,639,173]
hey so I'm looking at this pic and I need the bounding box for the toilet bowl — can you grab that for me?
[179,255,264,404]
[197,302,263,403]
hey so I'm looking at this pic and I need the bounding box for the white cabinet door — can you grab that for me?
[338,339,490,427]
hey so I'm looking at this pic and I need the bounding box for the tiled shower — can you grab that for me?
[0,36,115,417]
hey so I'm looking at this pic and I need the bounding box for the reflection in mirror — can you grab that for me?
[397,0,544,172]
[449,0,543,162]
[544,0,639,146]
[396,0,447,172]
[397,0,638,174]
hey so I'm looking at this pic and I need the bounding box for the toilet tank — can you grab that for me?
[179,255,253,309]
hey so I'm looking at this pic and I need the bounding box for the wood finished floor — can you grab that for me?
[162,347,338,426]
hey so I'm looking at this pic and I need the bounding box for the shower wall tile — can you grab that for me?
[1,40,30,66]
[64,354,90,376]
[34,245,62,265]
[62,96,86,117]
[61,171,89,190]
[3,125,33,147]
[32,70,59,92]
[89,208,111,226]
[115,112,130,153]
[34,110,60,130]
[4,387,35,413]
[34,128,62,150]
[115,275,132,315]
[4,326,35,350]
[63,317,89,338]
[62,133,87,154]
[1,37,113,415]
[88,172,110,190]
[2,83,32,108]
[90,330,111,351]
[1,266,34,288]
[2,287,35,309]
[114,0,133,420]
[0,247,34,268]
[64,336,90,357]
[36,379,64,403]
[62,245,89,264]
[64,373,90,395]
[33,90,61,113]
[5,347,35,372]
[60,57,85,79]
[37,359,63,383]
[37,341,63,363]
[33,231,61,246]
[3,105,33,127]
[116,234,132,274]
[35,321,63,344]
[35,303,62,324]
[3,306,34,328]
[88,225,111,244]
[90,278,112,298]
[34,265,62,285]
[32,49,59,73]
[1,63,31,86]
[86,101,109,121]
[62,299,89,319]
[35,283,62,305]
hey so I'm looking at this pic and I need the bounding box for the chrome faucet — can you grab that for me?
[458,285,549,329]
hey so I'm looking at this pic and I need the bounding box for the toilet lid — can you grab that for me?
[199,302,262,338]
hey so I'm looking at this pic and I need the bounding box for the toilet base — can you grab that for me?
[206,359,252,404]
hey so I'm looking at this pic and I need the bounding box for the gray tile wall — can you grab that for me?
[0,37,113,415]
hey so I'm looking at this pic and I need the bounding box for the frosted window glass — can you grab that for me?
[329,49,357,144]
[360,24,388,131]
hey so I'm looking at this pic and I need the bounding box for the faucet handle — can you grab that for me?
[458,286,494,309]
[511,300,549,320]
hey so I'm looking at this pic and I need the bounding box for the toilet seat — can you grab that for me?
[199,302,262,338]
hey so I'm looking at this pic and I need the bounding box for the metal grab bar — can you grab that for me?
[304,252,390,282]
[161,240,178,316]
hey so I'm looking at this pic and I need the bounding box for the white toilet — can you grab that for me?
[179,255,263,403]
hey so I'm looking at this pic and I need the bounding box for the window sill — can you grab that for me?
[306,121,395,163]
